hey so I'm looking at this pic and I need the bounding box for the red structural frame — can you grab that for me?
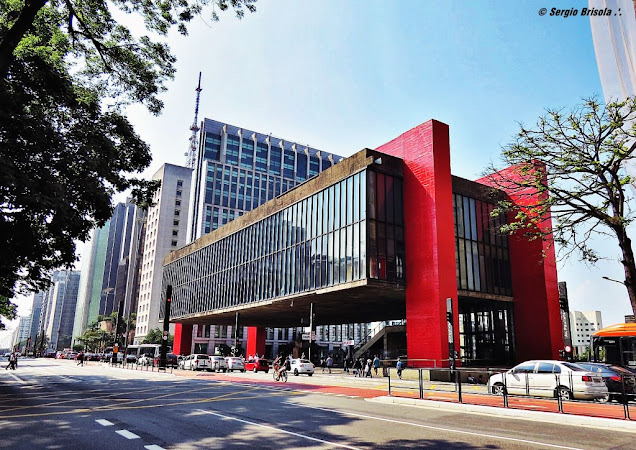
[376,120,459,368]
[173,323,193,356]
[477,165,562,361]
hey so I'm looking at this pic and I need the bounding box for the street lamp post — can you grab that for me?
[602,276,625,285]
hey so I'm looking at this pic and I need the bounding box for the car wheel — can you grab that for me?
[556,386,572,400]
[294,369,299,376]
[241,369,245,373]
[492,383,506,396]
[595,393,610,403]
[308,373,313,377]
[207,368,213,372]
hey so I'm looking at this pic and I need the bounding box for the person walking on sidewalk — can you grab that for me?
[326,355,333,374]
[372,355,380,377]
[353,358,362,377]
[5,352,16,370]
[77,351,84,366]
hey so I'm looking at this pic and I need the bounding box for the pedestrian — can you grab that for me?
[5,352,16,370]
[396,359,403,379]
[365,358,373,377]
[320,357,326,373]
[77,351,84,366]
[373,355,380,377]
[353,358,362,377]
[326,355,333,374]
[343,357,349,374]
[301,352,306,360]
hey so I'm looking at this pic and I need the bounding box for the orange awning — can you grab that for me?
[592,323,636,337]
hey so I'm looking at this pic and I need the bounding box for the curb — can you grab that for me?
[369,395,636,432]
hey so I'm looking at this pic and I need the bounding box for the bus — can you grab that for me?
[125,345,139,363]
[138,344,162,359]
[591,323,636,370]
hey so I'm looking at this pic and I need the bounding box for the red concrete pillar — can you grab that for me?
[477,166,562,361]
[376,120,459,368]
[173,323,193,356]
[246,326,266,358]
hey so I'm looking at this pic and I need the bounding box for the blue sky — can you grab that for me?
[2,0,631,343]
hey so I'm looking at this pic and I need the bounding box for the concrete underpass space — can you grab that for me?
[174,280,406,328]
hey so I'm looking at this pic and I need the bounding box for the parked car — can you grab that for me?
[153,353,178,368]
[210,356,229,372]
[290,358,315,376]
[181,354,212,371]
[225,357,246,372]
[488,360,608,400]
[575,362,636,403]
[137,354,154,366]
[245,358,269,373]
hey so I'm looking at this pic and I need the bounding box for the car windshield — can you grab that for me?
[298,360,311,364]
[195,355,210,360]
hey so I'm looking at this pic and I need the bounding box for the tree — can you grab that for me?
[483,97,636,315]
[0,296,16,330]
[0,0,257,328]
[143,327,172,346]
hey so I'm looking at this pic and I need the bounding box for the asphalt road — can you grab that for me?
[0,358,634,449]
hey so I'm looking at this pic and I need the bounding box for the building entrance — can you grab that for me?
[458,299,515,367]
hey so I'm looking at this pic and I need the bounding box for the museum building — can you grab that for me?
[163,119,563,367]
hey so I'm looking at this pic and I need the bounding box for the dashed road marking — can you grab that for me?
[116,429,140,439]
[95,419,114,426]
[144,445,165,450]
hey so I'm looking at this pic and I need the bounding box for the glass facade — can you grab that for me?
[453,193,512,296]
[166,170,380,318]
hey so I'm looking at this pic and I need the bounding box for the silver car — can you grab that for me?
[488,360,608,400]
[225,357,246,372]
[210,356,228,372]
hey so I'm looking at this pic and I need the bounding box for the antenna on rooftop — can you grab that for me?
[185,72,202,169]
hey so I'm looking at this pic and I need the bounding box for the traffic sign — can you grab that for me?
[342,340,354,346]
[302,333,310,341]
[564,345,572,353]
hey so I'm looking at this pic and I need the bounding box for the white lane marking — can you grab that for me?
[95,419,114,426]
[116,430,140,439]
[197,409,359,449]
[144,446,165,450]
[282,402,584,450]
[5,372,27,384]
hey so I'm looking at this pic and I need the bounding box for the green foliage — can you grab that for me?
[142,327,173,346]
[0,296,17,330]
[484,97,636,314]
[0,0,256,328]
[76,328,113,351]
[73,344,84,352]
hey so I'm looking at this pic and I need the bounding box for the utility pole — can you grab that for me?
[309,303,314,362]
[159,285,172,369]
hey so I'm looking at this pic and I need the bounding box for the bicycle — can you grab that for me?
[273,364,288,382]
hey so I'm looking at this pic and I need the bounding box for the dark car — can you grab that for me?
[245,359,269,373]
[154,353,178,368]
[576,362,636,402]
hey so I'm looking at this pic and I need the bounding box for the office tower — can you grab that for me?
[37,270,81,350]
[28,292,44,344]
[72,200,139,338]
[187,118,344,242]
[134,164,193,342]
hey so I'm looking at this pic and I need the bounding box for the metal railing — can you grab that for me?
[109,358,174,374]
[387,366,634,420]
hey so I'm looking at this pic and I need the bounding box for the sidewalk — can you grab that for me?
[103,361,636,432]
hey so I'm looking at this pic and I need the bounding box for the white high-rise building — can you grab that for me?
[135,164,193,343]
[570,310,603,354]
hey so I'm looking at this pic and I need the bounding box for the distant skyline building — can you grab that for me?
[570,310,604,354]
[14,315,32,350]
[134,164,192,342]
[28,292,43,345]
[72,200,140,338]
[37,270,81,350]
